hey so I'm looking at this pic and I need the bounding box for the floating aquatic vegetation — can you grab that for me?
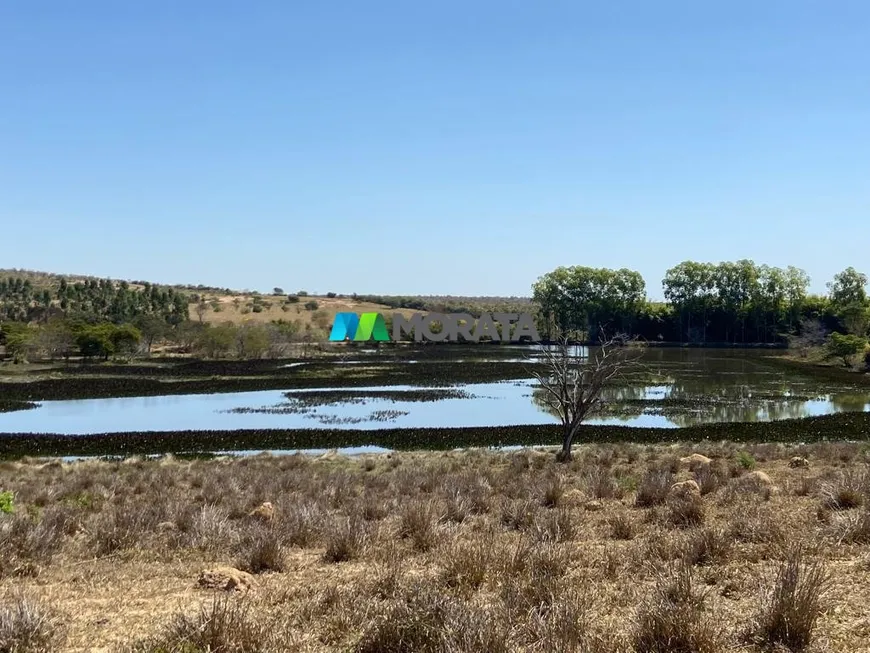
[2,411,869,460]
[369,410,410,422]
[282,389,475,406]
[0,400,38,413]
[220,388,475,416]
[303,409,410,425]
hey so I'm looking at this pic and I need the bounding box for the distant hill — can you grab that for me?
[0,269,532,306]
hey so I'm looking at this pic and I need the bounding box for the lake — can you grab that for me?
[0,349,868,435]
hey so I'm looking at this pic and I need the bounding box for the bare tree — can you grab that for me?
[789,318,828,358]
[195,301,208,323]
[528,329,646,462]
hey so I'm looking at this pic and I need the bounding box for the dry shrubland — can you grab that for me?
[2,440,870,651]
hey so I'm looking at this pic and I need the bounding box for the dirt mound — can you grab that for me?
[679,453,712,468]
[670,479,702,499]
[197,566,256,593]
[248,501,275,521]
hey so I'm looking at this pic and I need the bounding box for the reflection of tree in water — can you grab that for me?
[530,347,870,428]
[665,400,812,428]
[830,393,870,413]
[531,383,648,422]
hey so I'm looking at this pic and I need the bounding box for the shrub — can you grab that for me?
[500,499,537,531]
[747,548,830,651]
[0,491,13,514]
[89,504,159,556]
[736,451,756,470]
[827,332,867,367]
[693,462,727,495]
[361,496,391,522]
[286,295,300,303]
[252,305,263,313]
[303,300,319,311]
[498,544,571,616]
[834,508,870,544]
[280,501,320,548]
[727,502,784,545]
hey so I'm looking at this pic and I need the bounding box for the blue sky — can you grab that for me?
[1,1,867,299]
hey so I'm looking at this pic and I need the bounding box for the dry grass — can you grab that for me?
[0,442,869,651]
[745,546,831,651]
[0,595,62,652]
[196,294,419,328]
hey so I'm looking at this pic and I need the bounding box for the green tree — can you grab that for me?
[663,261,715,342]
[827,332,867,367]
[828,267,869,335]
[35,319,76,360]
[196,323,237,358]
[828,267,868,306]
[236,324,270,359]
[76,324,116,360]
[133,314,168,354]
[2,324,35,363]
[110,324,142,357]
[532,266,646,341]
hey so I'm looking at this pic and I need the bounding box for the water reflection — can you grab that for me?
[0,349,868,434]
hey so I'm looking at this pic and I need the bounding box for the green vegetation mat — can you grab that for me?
[1,411,868,459]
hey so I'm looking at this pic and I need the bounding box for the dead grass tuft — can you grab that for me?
[130,594,268,652]
[746,547,830,652]
[635,468,674,507]
[0,596,63,653]
[632,559,722,653]
[398,500,441,552]
[323,515,369,563]
[235,525,285,574]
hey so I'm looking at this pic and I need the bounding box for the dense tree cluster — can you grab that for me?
[352,294,532,315]
[533,261,870,345]
[0,276,189,325]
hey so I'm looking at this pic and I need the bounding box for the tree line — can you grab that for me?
[532,261,870,345]
[0,276,189,325]
[0,317,327,363]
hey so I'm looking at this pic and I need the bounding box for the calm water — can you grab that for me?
[0,349,868,435]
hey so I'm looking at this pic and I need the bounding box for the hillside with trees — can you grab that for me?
[0,262,867,367]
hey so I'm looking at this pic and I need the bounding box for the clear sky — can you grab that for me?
[1,1,867,299]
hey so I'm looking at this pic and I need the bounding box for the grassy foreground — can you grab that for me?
[3,442,870,651]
